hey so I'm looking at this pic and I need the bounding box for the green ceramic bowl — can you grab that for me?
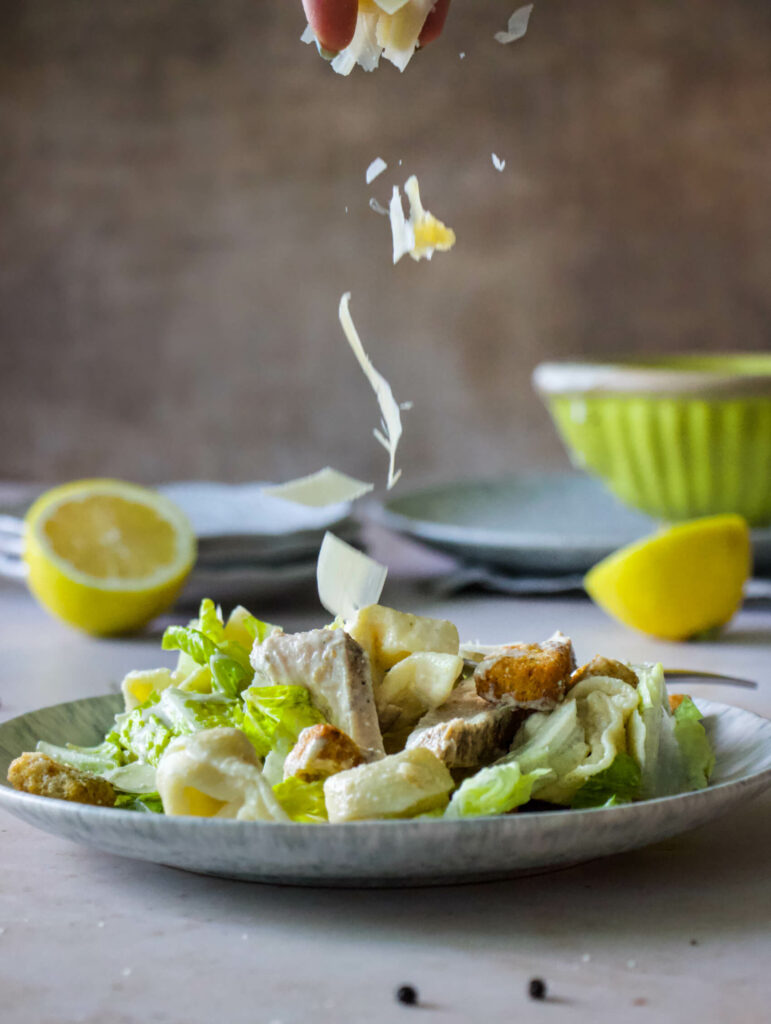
[533,355,771,526]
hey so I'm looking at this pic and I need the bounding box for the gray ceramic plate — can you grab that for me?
[1,696,770,888]
[375,473,771,574]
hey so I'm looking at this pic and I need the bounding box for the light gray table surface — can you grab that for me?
[1,527,769,1024]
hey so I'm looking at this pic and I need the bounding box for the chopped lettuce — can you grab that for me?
[116,689,242,766]
[673,697,715,790]
[162,625,219,667]
[114,792,164,814]
[626,663,667,799]
[209,653,250,699]
[115,702,174,767]
[241,685,326,760]
[198,598,225,644]
[239,613,281,645]
[273,777,328,823]
[570,753,642,809]
[503,700,588,782]
[37,733,127,776]
[161,601,258,702]
[444,763,550,819]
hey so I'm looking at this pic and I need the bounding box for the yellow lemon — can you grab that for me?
[24,479,196,636]
[584,515,751,641]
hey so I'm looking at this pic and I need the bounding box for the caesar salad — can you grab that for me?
[7,598,714,823]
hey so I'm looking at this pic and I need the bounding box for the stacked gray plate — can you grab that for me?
[0,481,359,607]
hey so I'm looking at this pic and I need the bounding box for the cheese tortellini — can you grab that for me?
[156,727,289,822]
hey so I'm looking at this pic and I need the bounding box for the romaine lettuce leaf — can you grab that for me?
[444,762,549,819]
[209,653,250,698]
[36,734,127,775]
[241,685,326,759]
[673,697,714,790]
[116,688,243,765]
[162,626,219,666]
[570,753,641,809]
[197,598,225,644]
[272,777,328,823]
[239,613,281,645]
[114,792,164,814]
[626,662,667,799]
[115,703,175,766]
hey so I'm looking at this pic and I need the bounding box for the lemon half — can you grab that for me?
[584,515,751,641]
[24,479,196,635]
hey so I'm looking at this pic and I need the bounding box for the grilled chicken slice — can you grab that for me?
[405,680,523,769]
[473,632,576,710]
[250,628,385,761]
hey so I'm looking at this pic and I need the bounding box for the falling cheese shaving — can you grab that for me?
[262,468,374,508]
[389,175,456,264]
[316,531,387,620]
[366,157,388,184]
[495,5,534,44]
[302,0,435,76]
[339,292,405,490]
[492,153,506,172]
[369,197,389,216]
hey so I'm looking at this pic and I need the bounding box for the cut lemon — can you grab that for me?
[584,515,751,641]
[24,480,196,636]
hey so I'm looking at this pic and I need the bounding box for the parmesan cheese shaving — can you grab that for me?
[389,175,456,264]
[366,157,388,184]
[305,0,434,76]
[339,292,405,489]
[316,531,387,621]
[492,153,506,172]
[262,468,374,508]
[495,5,534,44]
[369,197,389,216]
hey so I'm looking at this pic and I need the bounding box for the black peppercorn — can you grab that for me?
[396,985,418,1006]
[528,978,547,1001]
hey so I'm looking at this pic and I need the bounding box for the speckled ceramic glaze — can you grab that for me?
[1,695,769,888]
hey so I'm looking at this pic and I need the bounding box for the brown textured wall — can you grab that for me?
[1,0,769,489]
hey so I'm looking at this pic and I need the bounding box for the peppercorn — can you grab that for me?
[528,978,547,1001]
[396,985,418,1006]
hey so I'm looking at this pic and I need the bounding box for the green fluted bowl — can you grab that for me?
[533,355,771,526]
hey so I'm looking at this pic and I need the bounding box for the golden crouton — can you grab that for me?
[668,693,687,714]
[283,724,365,783]
[7,752,115,807]
[570,656,639,689]
[474,632,576,709]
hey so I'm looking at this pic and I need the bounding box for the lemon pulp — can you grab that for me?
[24,480,196,636]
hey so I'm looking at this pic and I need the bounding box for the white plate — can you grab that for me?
[1,696,769,888]
[376,473,771,574]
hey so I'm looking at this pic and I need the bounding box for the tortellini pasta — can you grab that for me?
[156,727,288,822]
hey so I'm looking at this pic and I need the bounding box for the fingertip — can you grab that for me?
[302,0,358,54]
[418,0,451,47]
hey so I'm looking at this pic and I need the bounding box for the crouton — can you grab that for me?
[668,693,687,714]
[570,656,639,689]
[283,724,365,782]
[7,752,115,807]
[474,632,576,709]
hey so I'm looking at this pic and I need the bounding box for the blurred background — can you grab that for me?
[1,0,769,491]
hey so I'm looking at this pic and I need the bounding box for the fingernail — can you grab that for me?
[316,41,339,61]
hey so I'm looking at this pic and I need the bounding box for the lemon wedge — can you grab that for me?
[584,515,751,641]
[24,480,196,636]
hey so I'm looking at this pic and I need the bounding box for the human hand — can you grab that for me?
[301,0,451,55]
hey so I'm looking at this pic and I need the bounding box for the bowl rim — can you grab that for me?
[533,355,771,398]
